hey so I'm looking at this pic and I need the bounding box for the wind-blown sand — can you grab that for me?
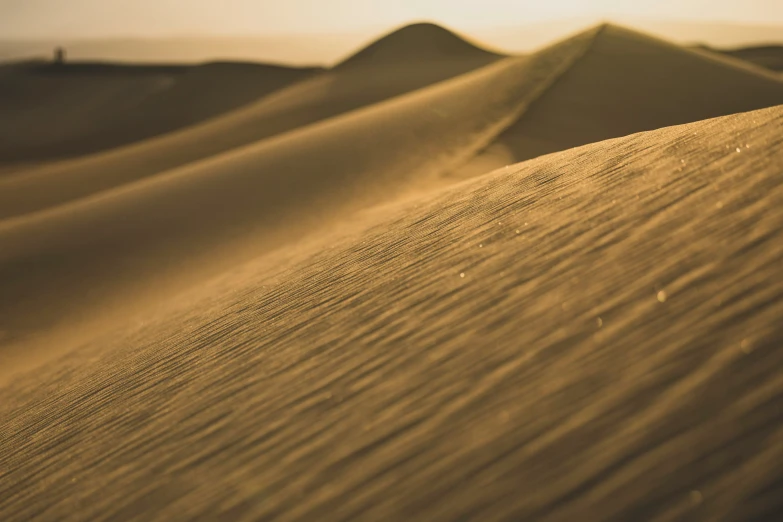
[1,21,783,521]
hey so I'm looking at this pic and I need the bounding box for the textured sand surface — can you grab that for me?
[1,105,781,522]
[0,27,592,372]
[1,21,783,521]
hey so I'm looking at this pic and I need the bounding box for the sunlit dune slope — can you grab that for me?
[0,23,504,218]
[461,24,783,175]
[0,29,596,376]
[0,61,322,163]
[2,105,782,521]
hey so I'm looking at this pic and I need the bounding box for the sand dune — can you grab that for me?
[2,22,783,375]
[336,22,501,69]
[0,61,321,163]
[1,105,781,521]
[0,24,504,219]
[2,21,783,521]
[475,19,783,54]
[460,24,783,175]
[4,23,782,221]
[0,28,594,374]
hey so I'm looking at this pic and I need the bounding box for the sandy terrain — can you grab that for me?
[459,25,783,174]
[1,21,782,521]
[0,24,503,217]
[0,61,322,163]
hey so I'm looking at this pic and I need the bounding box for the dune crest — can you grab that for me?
[336,22,502,68]
[458,23,783,175]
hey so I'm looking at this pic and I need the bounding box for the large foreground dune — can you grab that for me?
[1,20,783,521]
[1,105,782,521]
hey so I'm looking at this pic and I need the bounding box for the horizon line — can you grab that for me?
[2,15,782,42]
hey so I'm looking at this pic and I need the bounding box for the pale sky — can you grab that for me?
[1,0,782,39]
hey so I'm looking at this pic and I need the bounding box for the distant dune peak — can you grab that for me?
[483,20,783,163]
[336,21,503,68]
[582,22,659,47]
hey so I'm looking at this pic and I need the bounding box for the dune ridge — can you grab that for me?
[3,20,783,521]
[4,23,782,222]
[2,23,783,379]
[336,22,503,69]
[0,24,506,220]
[0,27,598,376]
[459,24,783,175]
[1,105,782,521]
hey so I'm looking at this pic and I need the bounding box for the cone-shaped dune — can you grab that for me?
[1,105,782,521]
[1,20,783,522]
[336,22,502,68]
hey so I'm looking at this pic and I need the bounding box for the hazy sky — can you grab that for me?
[2,0,782,39]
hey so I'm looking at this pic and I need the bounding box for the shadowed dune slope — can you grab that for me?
[0,29,596,375]
[718,45,783,72]
[0,23,505,219]
[1,105,782,521]
[460,24,783,175]
[0,62,180,161]
[0,61,322,163]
